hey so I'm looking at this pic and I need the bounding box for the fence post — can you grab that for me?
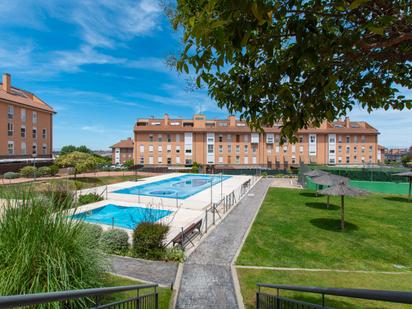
[213,204,215,225]
[205,210,208,234]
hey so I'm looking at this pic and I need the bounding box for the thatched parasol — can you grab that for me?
[318,183,369,230]
[304,170,329,196]
[311,174,349,207]
[392,171,412,202]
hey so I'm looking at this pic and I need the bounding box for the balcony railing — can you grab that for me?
[256,283,412,309]
[0,284,158,309]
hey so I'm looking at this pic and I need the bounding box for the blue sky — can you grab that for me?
[0,1,411,150]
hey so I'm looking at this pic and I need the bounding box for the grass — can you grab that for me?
[102,274,172,309]
[236,187,412,308]
[0,175,143,192]
[237,188,412,271]
[237,268,412,309]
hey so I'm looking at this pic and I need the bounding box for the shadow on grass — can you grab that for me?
[383,196,411,203]
[310,218,358,232]
[305,202,339,211]
[300,192,322,198]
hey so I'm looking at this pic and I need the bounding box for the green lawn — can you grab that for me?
[0,175,143,192]
[237,268,412,309]
[102,274,172,309]
[237,188,412,271]
[236,187,412,308]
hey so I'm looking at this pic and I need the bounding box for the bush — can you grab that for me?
[100,229,129,255]
[83,223,103,242]
[77,193,103,206]
[49,164,59,176]
[0,190,107,297]
[3,172,20,179]
[20,166,37,178]
[132,222,169,260]
[37,166,51,177]
[163,247,185,262]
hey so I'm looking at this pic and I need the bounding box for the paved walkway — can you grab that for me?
[176,178,272,309]
[110,255,178,287]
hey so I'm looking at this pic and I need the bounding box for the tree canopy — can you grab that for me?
[60,145,92,156]
[56,151,97,176]
[171,0,412,141]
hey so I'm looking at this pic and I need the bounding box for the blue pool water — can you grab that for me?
[113,174,231,199]
[71,204,173,229]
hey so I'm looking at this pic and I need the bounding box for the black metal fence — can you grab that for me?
[0,284,158,309]
[256,283,412,309]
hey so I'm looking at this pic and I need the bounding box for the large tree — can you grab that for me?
[171,0,412,141]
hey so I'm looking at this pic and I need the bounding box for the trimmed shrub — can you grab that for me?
[83,223,103,243]
[0,191,107,297]
[3,172,20,179]
[20,166,37,178]
[163,247,185,262]
[78,193,103,206]
[49,164,60,176]
[100,229,129,255]
[37,166,51,177]
[132,222,169,260]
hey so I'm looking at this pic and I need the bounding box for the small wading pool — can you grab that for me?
[113,174,231,199]
[71,204,173,229]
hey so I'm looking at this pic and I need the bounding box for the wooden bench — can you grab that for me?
[171,220,203,249]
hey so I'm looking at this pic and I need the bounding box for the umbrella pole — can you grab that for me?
[316,184,318,197]
[409,179,411,202]
[341,196,345,230]
[326,196,330,208]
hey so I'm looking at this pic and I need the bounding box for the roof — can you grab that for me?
[0,84,55,113]
[111,138,134,149]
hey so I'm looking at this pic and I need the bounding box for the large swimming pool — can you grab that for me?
[113,174,231,199]
[71,204,172,229]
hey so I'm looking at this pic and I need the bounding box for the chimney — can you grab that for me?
[228,115,236,126]
[164,113,169,124]
[345,117,350,128]
[2,73,11,93]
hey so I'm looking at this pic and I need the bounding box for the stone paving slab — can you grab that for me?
[176,178,272,309]
[110,255,178,287]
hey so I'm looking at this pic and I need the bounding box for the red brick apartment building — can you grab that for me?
[0,73,55,163]
[133,114,380,168]
[111,137,134,164]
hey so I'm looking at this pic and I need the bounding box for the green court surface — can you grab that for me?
[306,177,409,195]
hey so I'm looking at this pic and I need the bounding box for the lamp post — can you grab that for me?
[220,172,223,201]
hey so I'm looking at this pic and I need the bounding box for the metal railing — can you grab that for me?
[256,283,412,309]
[0,284,158,309]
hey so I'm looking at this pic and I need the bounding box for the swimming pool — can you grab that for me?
[71,204,173,229]
[113,174,231,199]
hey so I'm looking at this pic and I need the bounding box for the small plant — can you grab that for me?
[261,172,268,177]
[132,222,169,260]
[20,166,37,178]
[49,164,60,176]
[163,247,185,262]
[100,229,129,255]
[123,159,134,169]
[191,162,200,173]
[83,223,103,243]
[78,193,103,206]
[37,166,51,177]
[3,172,20,179]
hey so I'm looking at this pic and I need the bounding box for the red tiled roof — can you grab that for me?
[0,85,55,113]
[111,138,134,148]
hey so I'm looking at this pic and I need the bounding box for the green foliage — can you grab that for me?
[77,193,103,206]
[3,172,20,179]
[100,229,129,255]
[123,159,134,169]
[0,190,107,297]
[83,223,103,242]
[60,145,92,156]
[172,0,412,142]
[49,164,60,176]
[163,247,185,262]
[191,161,200,173]
[132,222,169,260]
[261,172,268,177]
[20,166,37,178]
[56,151,98,176]
[37,166,51,176]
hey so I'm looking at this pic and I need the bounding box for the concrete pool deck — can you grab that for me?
[73,173,254,243]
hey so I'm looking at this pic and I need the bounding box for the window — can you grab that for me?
[244,135,249,143]
[299,135,304,143]
[176,145,181,153]
[354,135,358,143]
[346,136,350,143]
[32,143,37,155]
[275,146,280,153]
[149,156,154,164]
[32,111,37,124]
[42,129,47,139]
[149,145,153,152]
[236,135,240,143]
[310,135,316,143]
[167,134,171,142]
[227,134,232,142]
[299,145,303,153]
[158,157,163,164]
[228,145,232,153]
[20,126,26,138]
[21,142,26,155]
[208,144,214,153]
[338,157,342,163]
[244,157,248,164]
[329,136,336,143]
[140,145,144,153]
[21,109,26,122]
[338,135,342,143]
[354,146,357,153]
[218,145,223,153]
[32,128,37,139]
[361,135,366,143]
[140,157,144,164]
[218,135,223,142]
[42,144,47,155]
[176,157,180,164]
[346,146,350,153]
[7,142,14,155]
[167,144,172,153]
[267,144,273,153]
[236,145,240,153]
[338,145,342,153]
[7,122,13,136]
[176,134,180,142]
[291,145,296,153]
[369,145,373,152]
[346,156,350,163]
[354,155,358,162]
[185,159,192,165]
[244,145,248,153]
[158,134,162,142]
[158,145,162,152]
[252,145,257,153]
[8,106,14,119]
[218,157,223,163]
[235,156,240,164]
[149,134,153,142]
[167,158,172,165]
[361,146,365,153]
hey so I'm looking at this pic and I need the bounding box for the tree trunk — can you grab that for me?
[408,180,411,202]
[341,196,345,230]
[326,196,330,208]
